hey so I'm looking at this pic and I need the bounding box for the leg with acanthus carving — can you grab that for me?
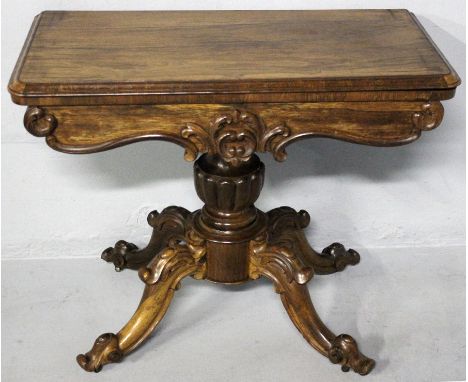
[248,233,375,376]
[267,207,360,275]
[77,230,206,372]
[101,206,191,271]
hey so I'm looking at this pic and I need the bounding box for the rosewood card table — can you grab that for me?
[9,10,460,375]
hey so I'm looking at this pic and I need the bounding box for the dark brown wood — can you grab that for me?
[267,207,360,274]
[194,154,265,283]
[8,9,461,376]
[101,206,190,271]
[9,10,459,106]
[205,241,250,284]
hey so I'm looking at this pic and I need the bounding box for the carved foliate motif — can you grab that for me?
[22,102,446,160]
[248,232,313,290]
[180,123,211,161]
[138,229,207,285]
[181,109,290,165]
[213,111,259,165]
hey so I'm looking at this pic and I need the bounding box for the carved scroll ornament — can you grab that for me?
[76,333,122,372]
[181,109,290,165]
[328,334,376,375]
[24,106,57,137]
[22,102,445,163]
[248,232,314,291]
[138,229,206,285]
[412,101,444,131]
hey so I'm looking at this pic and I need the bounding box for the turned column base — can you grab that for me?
[81,153,373,375]
[82,205,373,375]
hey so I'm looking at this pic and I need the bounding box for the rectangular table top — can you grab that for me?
[9,10,460,105]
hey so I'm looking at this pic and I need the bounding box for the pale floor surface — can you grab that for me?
[2,247,465,382]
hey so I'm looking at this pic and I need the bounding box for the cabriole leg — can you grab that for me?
[249,234,375,376]
[77,231,206,372]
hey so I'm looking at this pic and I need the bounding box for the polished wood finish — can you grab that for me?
[23,102,444,158]
[194,154,266,283]
[77,226,207,372]
[9,10,459,106]
[249,232,374,375]
[266,207,361,274]
[77,155,370,373]
[101,206,190,271]
[8,9,460,377]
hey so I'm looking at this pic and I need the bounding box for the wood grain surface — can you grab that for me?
[8,10,461,376]
[9,10,460,105]
[25,102,444,157]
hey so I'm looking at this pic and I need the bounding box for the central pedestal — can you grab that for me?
[79,153,373,376]
[193,154,266,284]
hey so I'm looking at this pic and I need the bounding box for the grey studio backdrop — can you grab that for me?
[1,1,465,382]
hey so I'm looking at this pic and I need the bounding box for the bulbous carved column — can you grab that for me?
[192,154,267,283]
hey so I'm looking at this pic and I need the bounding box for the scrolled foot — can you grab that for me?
[79,228,206,372]
[249,233,374,376]
[76,333,123,373]
[101,240,138,272]
[328,334,375,376]
[321,242,360,272]
[101,206,191,272]
[266,207,361,275]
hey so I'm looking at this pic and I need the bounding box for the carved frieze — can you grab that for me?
[22,102,446,161]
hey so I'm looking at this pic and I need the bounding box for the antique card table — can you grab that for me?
[9,10,460,375]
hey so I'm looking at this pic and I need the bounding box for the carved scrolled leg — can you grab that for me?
[267,207,360,274]
[101,206,190,271]
[77,230,206,372]
[249,234,374,376]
